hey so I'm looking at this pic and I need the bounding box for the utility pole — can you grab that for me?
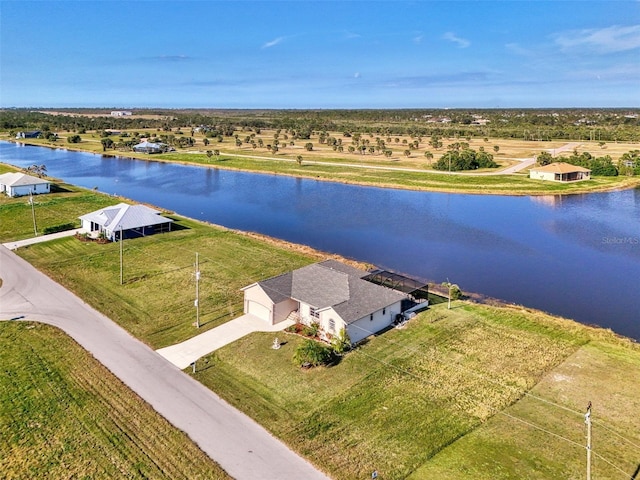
[585,401,592,480]
[195,252,200,328]
[119,225,123,285]
[29,191,38,236]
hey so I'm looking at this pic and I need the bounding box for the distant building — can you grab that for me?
[15,130,41,139]
[132,141,168,154]
[79,203,174,241]
[529,162,591,182]
[111,111,132,116]
[0,172,51,197]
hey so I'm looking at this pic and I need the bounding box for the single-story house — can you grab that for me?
[111,111,132,116]
[529,162,591,182]
[241,260,409,344]
[133,141,168,154]
[15,130,41,139]
[0,172,51,197]
[79,203,174,241]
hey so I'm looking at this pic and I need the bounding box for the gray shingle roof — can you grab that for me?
[256,260,407,323]
[78,203,173,231]
[0,172,51,187]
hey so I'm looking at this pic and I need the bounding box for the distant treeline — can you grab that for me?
[1,108,639,142]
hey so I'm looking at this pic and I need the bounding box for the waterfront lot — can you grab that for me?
[193,304,640,480]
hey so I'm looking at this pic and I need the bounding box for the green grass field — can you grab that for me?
[0,321,229,479]
[191,303,640,480]
[0,164,115,242]
[15,216,319,348]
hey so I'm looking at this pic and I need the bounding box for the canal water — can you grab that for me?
[2,141,639,340]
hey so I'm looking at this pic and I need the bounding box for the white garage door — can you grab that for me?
[247,301,271,322]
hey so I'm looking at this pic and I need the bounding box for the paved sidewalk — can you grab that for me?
[3,228,83,250]
[157,314,293,369]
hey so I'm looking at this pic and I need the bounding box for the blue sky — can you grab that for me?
[1,0,639,108]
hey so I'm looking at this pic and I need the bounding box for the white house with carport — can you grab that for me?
[241,260,409,344]
[79,203,174,241]
[0,172,51,197]
[133,141,169,154]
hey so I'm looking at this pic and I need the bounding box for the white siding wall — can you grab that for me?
[346,300,403,344]
[529,170,555,181]
[243,285,275,324]
[319,308,346,337]
[10,184,50,197]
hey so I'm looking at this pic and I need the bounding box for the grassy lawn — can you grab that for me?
[16,216,319,348]
[0,321,229,479]
[0,164,115,242]
[190,302,639,480]
[409,339,640,479]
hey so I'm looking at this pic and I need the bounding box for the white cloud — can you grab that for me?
[442,32,470,48]
[552,25,640,53]
[413,34,423,45]
[354,72,361,79]
[261,37,284,49]
[505,43,534,57]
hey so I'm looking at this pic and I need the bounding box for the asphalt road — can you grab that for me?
[0,245,329,480]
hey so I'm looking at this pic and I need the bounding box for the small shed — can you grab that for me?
[0,172,51,197]
[530,162,591,182]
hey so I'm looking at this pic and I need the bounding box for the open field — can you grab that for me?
[410,338,640,479]
[0,321,229,479]
[4,130,639,195]
[193,303,640,480]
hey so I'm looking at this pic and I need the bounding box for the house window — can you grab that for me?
[383,308,386,315]
[370,314,373,321]
[328,318,335,331]
[310,307,319,319]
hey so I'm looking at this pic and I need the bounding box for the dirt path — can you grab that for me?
[0,245,329,480]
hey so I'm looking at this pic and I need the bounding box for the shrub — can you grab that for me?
[331,328,351,355]
[302,321,320,338]
[292,339,334,367]
[42,223,76,235]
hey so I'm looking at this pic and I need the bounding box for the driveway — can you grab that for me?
[157,314,293,369]
[0,245,329,480]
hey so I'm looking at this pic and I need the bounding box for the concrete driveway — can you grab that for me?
[157,314,293,369]
[0,245,329,480]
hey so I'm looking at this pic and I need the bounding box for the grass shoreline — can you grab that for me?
[6,138,640,196]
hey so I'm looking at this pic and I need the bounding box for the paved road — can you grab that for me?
[0,245,329,480]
